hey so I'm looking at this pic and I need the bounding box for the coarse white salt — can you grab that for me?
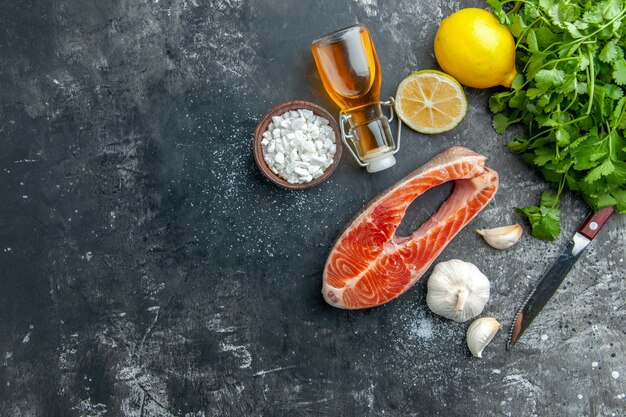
[261,109,336,184]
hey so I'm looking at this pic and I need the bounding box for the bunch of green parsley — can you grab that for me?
[487,0,626,240]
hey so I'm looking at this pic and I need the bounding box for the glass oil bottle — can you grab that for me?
[312,23,400,173]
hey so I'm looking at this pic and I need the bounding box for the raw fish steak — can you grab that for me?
[323,146,498,309]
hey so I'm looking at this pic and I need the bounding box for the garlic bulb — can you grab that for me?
[476,224,522,250]
[466,317,502,358]
[426,259,490,323]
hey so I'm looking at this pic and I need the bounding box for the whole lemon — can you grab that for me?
[434,8,517,88]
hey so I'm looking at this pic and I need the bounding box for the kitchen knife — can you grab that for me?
[506,207,615,350]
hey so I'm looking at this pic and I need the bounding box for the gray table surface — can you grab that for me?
[1,0,624,416]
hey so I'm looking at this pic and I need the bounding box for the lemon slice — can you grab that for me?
[395,70,467,134]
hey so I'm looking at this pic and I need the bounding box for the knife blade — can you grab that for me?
[506,207,615,350]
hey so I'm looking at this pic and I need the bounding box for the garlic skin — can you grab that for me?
[426,259,490,323]
[476,223,522,250]
[466,317,502,358]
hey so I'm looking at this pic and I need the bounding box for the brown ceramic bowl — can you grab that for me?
[254,101,342,190]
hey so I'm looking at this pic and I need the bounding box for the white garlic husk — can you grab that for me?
[466,317,502,358]
[476,223,522,250]
[426,259,490,323]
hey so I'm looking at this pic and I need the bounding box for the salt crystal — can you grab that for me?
[272,116,282,125]
[294,167,309,176]
[317,116,329,126]
[303,141,316,153]
[310,155,326,165]
[291,118,304,130]
[279,120,291,129]
[308,165,321,175]
[274,152,285,164]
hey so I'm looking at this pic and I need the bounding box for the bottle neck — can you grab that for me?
[343,102,384,128]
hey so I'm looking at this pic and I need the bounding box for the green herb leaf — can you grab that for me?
[487,0,510,24]
[613,58,626,85]
[605,84,624,100]
[508,14,527,38]
[535,68,565,89]
[535,27,560,49]
[564,22,583,38]
[527,30,539,52]
[511,73,525,89]
[607,159,626,186]
[584,158,615,183]
[489,92,511,113]
[599,39,620,63]
[603,0,623,19]
[515,190,561,240]
[612,189,626,212]
[492,113,513,134]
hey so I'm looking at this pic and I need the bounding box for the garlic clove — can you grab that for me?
[476,223,522,250]
[466,317,502,358]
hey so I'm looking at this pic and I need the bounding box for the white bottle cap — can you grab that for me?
[366,154,396,173]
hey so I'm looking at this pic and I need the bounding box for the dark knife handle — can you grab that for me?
[578,207,615,240]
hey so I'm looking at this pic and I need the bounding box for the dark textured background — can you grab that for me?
[0,1,624,416]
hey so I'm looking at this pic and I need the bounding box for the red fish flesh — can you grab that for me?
[323,146,498,309]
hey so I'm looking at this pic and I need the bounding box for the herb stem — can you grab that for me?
[562,89,578,114]
[526,115,589,144]
[552,175,566,210]
[515,17,542,48]
[610,100,626,130]
[543,56,581,68]
[508,1,523,15]
[586,49,594,116]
